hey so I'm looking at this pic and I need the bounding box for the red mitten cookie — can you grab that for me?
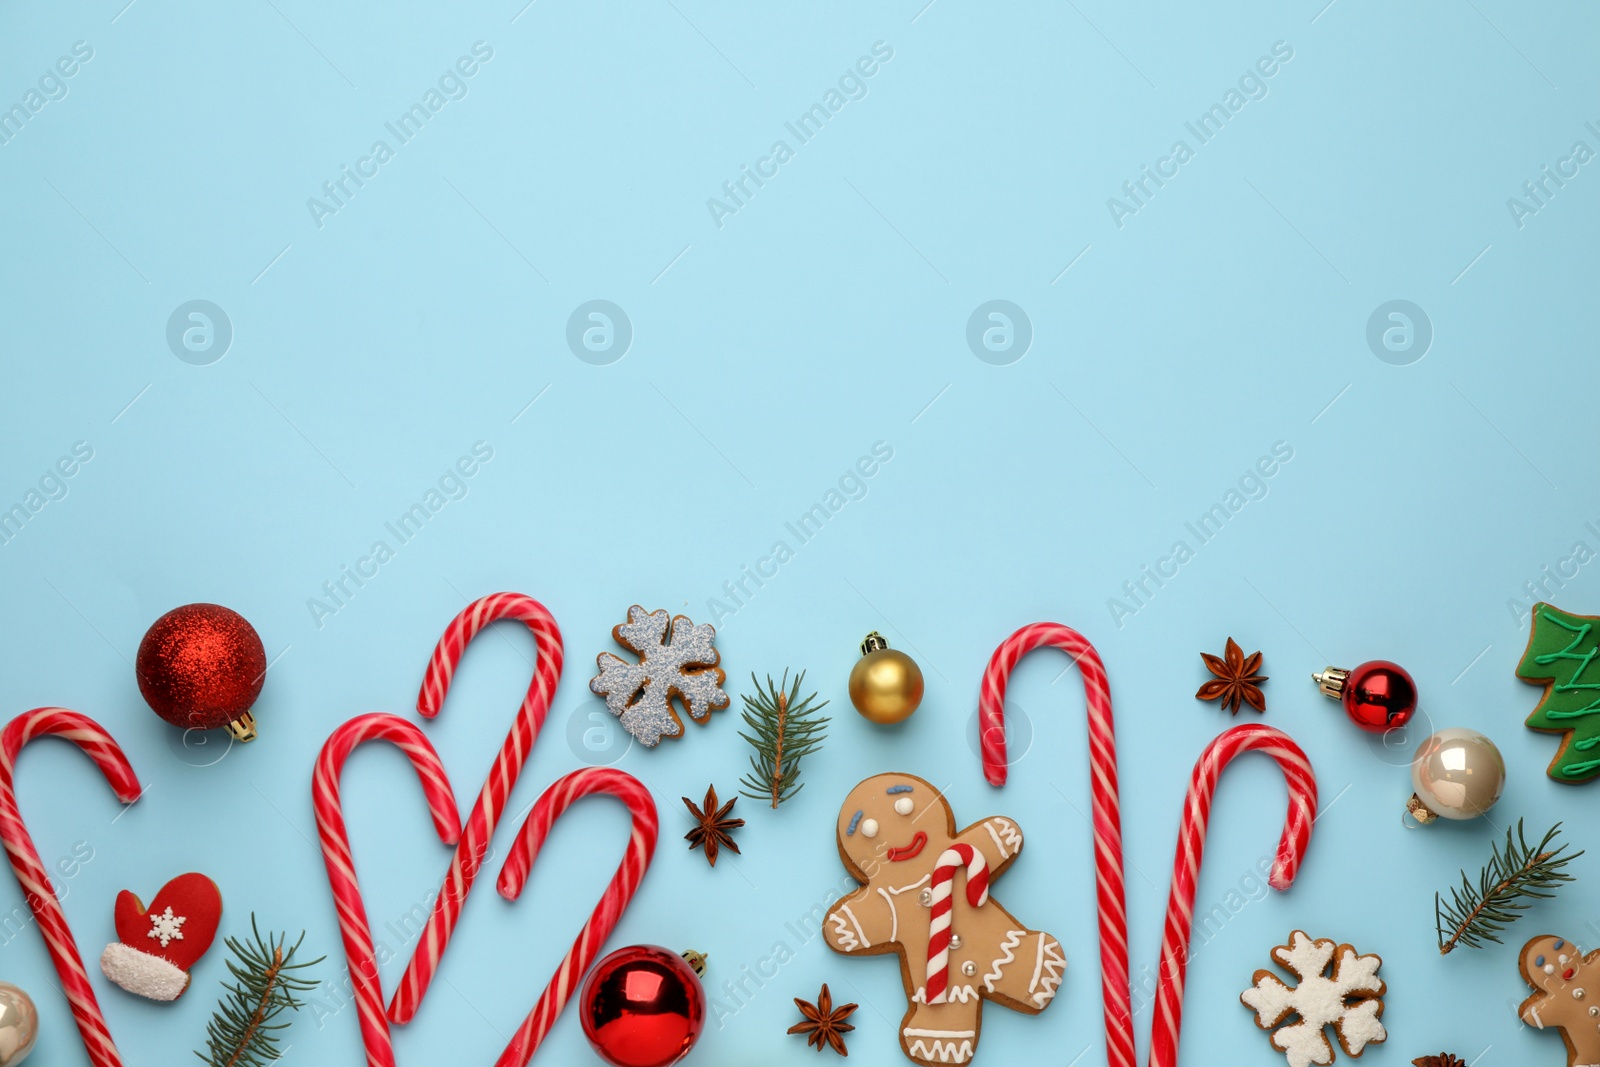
[99,872,222,1001]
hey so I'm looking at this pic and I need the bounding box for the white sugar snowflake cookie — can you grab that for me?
[1240,930,1387,1067]
[589,606,730,747]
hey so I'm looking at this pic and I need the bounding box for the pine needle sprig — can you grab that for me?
[1435,820,1582,955]
[197,915,323,1067]
[738,670,829,809]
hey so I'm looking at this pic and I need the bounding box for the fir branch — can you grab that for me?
[738,671,829,808]
[1435,820,1582,955]
[197,915,323,1067]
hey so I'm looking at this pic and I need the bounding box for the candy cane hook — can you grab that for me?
[313,714,461,1067]
[1148,723,1317,1067]
[978,623,1133,1067]
[391,592,564,1024]
[494,768,658,1067]
[0,709,142,1067]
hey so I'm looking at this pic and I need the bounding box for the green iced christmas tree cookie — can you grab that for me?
[1519,603,1600,783]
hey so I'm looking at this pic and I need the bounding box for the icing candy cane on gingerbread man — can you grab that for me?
[1519,935,1600,1067]
[822,773,1062,1067]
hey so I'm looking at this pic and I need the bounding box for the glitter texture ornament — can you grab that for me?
[590,606,729,747]
[136,604,265,741]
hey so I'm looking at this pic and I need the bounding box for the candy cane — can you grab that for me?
[391,592,564,1025]
[1148,723,1317,1067]
[493,767,658,1067]
[0,709,141,1067]
[925,843,989,1005]
[978,623,1133,1067]
[313,714,461,1067]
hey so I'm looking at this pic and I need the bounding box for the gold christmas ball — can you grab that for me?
[848,632,923,724]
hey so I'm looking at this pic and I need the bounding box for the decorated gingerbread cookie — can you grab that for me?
[1518,604,1600,783]
[590,606,729,747]
[99,872,222,1001]
[821,773,1062,1067]
[1518,934,1600,1066]
[1240,931,1386,1067]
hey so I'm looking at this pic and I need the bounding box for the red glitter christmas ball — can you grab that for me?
[579,945,705,1067]
[136,604,265,739]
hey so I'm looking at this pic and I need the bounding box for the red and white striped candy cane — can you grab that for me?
[0,709,142,1067]
[313,713,461,1067]
[978,623,1133,1067]
[1148,723,1317,1067]
[492,767,658,1067]
[391,592,564,1025]
[925,843,989,1005]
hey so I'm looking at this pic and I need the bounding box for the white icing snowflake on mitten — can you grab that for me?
[590,606,729,747]
[1240,931,1386,1067]
[147,907,186,948]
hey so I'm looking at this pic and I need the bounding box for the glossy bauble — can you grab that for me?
[136,604,265,741]
[0,983,38,1066]
[1408,727,1506,824]
[1313,659,1417,733]
[848,632,923,724]
[580,945,705,1067]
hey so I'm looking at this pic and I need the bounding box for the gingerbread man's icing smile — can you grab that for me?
[846,782,932,864]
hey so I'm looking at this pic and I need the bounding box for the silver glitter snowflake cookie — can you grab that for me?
[590,606,730,747]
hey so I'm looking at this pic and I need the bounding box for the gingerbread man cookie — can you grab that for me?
[1519,935,1600,1067]
[821,773,1062,1067]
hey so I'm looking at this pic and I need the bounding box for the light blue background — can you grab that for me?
[1,1,1597,1064]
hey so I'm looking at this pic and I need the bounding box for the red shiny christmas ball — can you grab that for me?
[1341,660,1417,732]
[136,604,265,736]
[579,945,705,1067]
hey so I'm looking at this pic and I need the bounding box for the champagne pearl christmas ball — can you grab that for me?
[848,633,924,724]
[0,982,38,1066]
[1409,728,1506,823]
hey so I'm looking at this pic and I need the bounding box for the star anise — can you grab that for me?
[1412,1056,1466,1067]
[1196,637,1267,713]
[788,983,857,1055]
[683,785,743,866]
